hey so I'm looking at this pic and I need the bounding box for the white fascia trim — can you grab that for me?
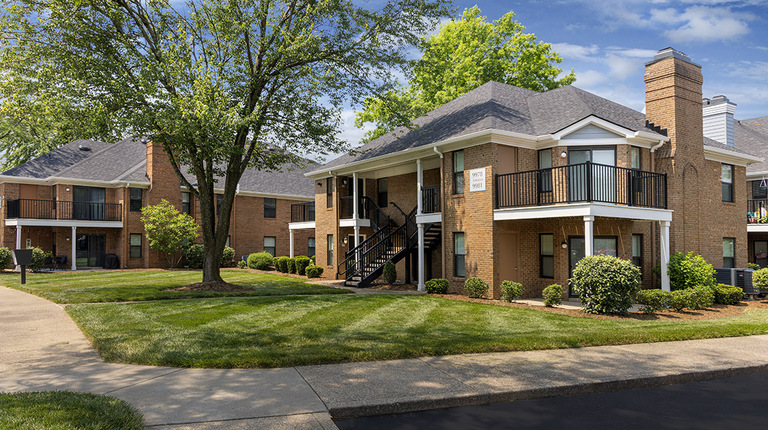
[703,146,763,167]
[289,221,316,230]
[195,185,312,201]
[748,224,768,233]
[747,171,768,180]
[493,202,673,222]
[552,117,636,140]
[339,218,371,228]
[416,213,442,224]
[5,219,124,228]
[0,174,151,189]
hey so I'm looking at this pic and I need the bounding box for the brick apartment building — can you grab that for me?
[303,47,761,298]
[0,137,315,269]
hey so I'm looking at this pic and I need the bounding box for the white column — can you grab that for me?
[289,229,295,258]
[15,226,21,249]
[352,173,360,263]
[71,226,77,271]
[416,159,423,216]
[660,220,671,291]
[584,216,594,257]
[418,223,425,291]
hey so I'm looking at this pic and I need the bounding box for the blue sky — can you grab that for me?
[339,0,768,145]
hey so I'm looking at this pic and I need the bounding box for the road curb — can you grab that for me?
[328,363,768,418]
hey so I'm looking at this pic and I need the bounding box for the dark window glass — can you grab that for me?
[264,236,276,256]
[632,234,642,274]
[264,198,276,218]
[326,178,333,208]
[130,234,142,258]
[216,194,223,215]
[538,149,553,193]
[129,188,142,212]
[454,232,465,277]
[182,192,192,215]
[453,151,464,195]
[540,233,554,278]
[721,164,733,202]
[754,240,768,268]
[327,234,334,266]
[723,238,735,268]
[753,181,767,199]
[377,178,388,208]
[308,237,315,258]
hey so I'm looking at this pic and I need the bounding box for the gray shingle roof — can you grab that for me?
[2,138,315,198]
[321,81,664,171]
[735,117,768,173]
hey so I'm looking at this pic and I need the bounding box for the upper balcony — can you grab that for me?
[494,162,669,222]
[291,202,315,223]
[6,198,122,221]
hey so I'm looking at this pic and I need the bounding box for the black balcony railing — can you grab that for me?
[291,202,315,222]
[748,199,768,223]
[421,185,440,214]
[6,199,122,221]
[495,161,667,210]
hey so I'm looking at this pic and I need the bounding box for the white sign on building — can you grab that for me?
[469,167,486,192]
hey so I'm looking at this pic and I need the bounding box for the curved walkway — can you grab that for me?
[4,286,768,429]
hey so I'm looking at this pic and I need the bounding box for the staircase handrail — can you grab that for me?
[337,223,391,278]
[361,196,390,231]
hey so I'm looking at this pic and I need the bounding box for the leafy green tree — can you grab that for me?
[0,0,449,282]
[356,6,576,142]
[141,200,199,267]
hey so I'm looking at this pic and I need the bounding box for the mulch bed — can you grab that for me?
[169,281,253,292]
[368,282,419,291]
[433,294,768,321]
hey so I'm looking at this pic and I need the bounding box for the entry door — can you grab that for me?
[347,234,366,250]
[755,241,768,267]
[76,234,106,267]
[498,233,519,283]
[568,237,585,297]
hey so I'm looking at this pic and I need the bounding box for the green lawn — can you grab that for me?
[67,294,768,368]
[0,391,143,430]
[0,269,347,303]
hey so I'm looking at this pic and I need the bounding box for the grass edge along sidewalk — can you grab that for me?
[67,293,768,368]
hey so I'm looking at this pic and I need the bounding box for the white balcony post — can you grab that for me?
[71,226,77,271]
[352,172,359,221]
[289,229,295,258]
[660,220,671,291]
[416,159,423,216]
[584,216,594,257]
[15,226,21,249]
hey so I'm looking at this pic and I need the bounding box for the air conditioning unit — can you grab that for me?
[715,268,757,295]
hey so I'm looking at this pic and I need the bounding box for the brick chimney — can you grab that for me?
[644,47,705,256]
[703,95,737,147]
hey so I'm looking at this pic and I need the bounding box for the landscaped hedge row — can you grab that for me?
[185,245,236,269]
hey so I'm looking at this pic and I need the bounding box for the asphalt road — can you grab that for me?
[336,370,768,430]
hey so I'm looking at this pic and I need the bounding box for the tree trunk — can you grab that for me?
[202,245,222,282]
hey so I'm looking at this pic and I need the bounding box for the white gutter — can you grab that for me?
[433,146,444,158]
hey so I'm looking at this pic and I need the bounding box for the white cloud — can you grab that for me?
[658,6,752,43]
[551,43,600,61]
[574,70,610,87]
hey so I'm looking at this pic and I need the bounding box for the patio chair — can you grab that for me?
[55,255,67,270]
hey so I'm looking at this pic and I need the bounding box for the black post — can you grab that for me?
[21,265,26,284]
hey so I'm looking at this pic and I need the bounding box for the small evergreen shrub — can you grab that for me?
[221,246,235,266]
[383,260,397,284]
[29,247,46,272]
[688,285,715,310]
[185,244,205,268]
[248,252,273,270]
[286,257,297,274]
[668,290,691,312]
[425,278,449,294]
[500,280,523,302]
[635,289,670,314]
[714,284,744,305]
[542,284,563,307]
[464,277,489,298]
[571,255,641,315]
[668,251,715,291]
[753,268,768,293]
[237,260,247,269]
[273,256,288,273]
[306,265,324,278]
[295,256,311,275]
[748,263,761,270]
[0,247,12,270]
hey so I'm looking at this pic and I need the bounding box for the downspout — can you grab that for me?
[433,146,444,159]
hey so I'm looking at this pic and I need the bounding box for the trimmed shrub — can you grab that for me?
[754,268,768,293]
[286,257,297,274]
[237,260,247,269]
[383,260,397,284]
[571,255,641,315]
[748,263,761,270]
[668,251,715,291]
[500,280,524,302]
[464,277,489,298]
[543,284,563,307]
[29,247,46,272]
[247,252,273,270]
[185,244,205,269]
[306,265,324,278]
[295,256,311,276]
[0,247,12,270]
[635,289,670,314]
[714,284,744,305]
[221,246,235,266]
[273,256,288,273]
[688,285,715,310]
[425,278,449,294]
[668,290,692,312]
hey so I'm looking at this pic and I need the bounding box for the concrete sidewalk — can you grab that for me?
[3,286,768,429]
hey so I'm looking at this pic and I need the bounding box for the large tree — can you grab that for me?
[0,0,450,282]
[356,6,576,142]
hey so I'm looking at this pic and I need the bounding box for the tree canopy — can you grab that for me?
[355,6,576,142]
[0,0,451,281]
